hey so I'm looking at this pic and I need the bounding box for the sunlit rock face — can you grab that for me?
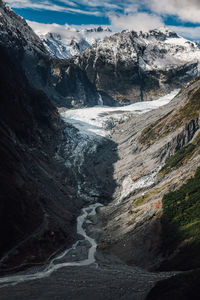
[75,28,200,105]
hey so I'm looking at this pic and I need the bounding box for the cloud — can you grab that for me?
[27,21,112,37]
[27,21,70,35]
[169,25,200,40]
[55,0,77,6]
[74,0,122,9]
[6,0,200,41]
[146,0,200,23]
[6,0,200,24]
[5,0,101,15]
[109,12,164,32]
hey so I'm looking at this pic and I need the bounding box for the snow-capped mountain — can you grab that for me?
[1,0,200,108]
[40,26,113,59]
[74,27,200,104]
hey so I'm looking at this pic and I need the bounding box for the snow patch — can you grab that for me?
[117,171,158,204]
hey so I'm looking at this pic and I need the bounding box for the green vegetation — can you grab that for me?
[139,114,170,145]
[139,86,200,145]
[160,167,200,271]
[134,194,149,207]
[178,87,200,121]
[129,209,140,215]
[133,187,164,208]
[160,144,195,175]
[159,131,200,176]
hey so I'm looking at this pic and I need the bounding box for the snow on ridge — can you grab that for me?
[79,27,200,73]
[39,26,113,59]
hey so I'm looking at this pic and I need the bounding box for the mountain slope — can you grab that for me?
[75,28,200,104]
[0,43,78,273]
[98,75,200,270]
[1,0,200,108]
[0,1,100,108]
[0,1,46,55]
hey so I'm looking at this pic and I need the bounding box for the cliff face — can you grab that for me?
[75,29,200,105]
[0,44,78,273]
[98,76,200,271]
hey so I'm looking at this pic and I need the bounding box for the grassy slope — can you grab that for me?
[146,157,200,300]
[139,86,200,145]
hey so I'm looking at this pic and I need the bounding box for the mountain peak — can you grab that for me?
[134,27,179,40]
[39,26,113,59]
[82,26,112,33]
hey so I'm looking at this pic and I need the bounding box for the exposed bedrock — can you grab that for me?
[97,77,200,272]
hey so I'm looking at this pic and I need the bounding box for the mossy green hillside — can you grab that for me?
[160,167,200,271]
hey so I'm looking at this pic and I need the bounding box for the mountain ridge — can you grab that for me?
[1,0,200,108]
[39,26,113,59]
[74,27,200,104]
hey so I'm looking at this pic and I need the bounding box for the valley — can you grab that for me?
[0,92,179,298]
[1,0,200,299]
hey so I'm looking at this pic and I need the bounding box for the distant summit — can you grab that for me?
[39,26,113,59]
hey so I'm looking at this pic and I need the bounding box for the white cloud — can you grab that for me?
[5,0,101,15]
[109,12,164,32]
[28,20,114,39]
[6,0,200,41]
[27,21,70,36]
[74,0,122,9]
[146,0,200,23]
[169,25,200,40]
[55,0,77,7]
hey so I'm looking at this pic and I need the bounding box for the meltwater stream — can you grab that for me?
[0,90,179,289]
[0,203,102,288]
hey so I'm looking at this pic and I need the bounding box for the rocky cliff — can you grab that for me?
[98,76,200,276]
[75,28,200,105]
[0,43,79,274]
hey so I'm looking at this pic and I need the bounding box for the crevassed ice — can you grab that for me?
[61,89,179,138]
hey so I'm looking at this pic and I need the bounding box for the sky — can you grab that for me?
[5,0,200,39]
